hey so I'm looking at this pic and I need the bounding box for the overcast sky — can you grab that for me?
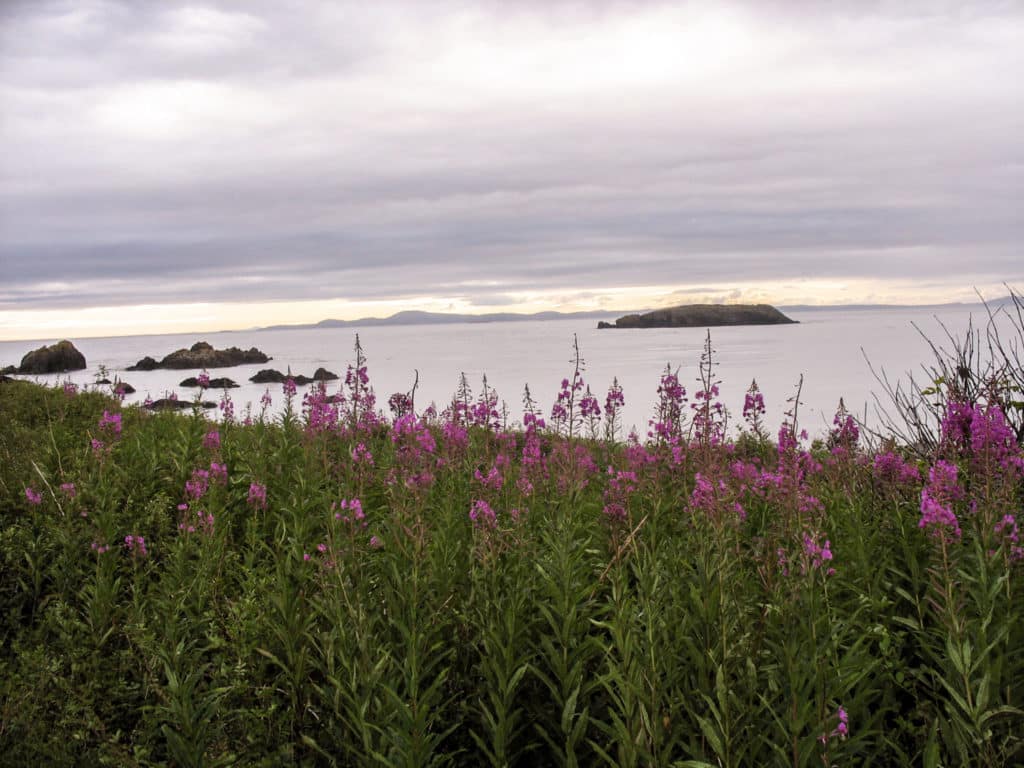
[1,0,1022,339]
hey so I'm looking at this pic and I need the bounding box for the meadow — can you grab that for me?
[0,333,1021,767]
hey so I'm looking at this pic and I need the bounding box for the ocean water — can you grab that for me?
[0,305,999,438]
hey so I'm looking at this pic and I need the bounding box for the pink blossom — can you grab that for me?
[469,499,497,530]
[247,482,267,509]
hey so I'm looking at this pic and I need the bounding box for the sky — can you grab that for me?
[1,0,1022,340]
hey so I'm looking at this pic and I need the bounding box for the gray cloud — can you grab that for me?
[1,0,1022,314]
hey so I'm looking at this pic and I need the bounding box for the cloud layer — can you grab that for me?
[1,1,1022,329]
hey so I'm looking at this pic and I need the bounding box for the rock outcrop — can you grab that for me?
[18,340,87,374]
[128,356,159,371]
[250,368,287,384]
[249,367,338,385]
[180,376,239,389]
[144,398,217,411]
[312,367,339,381]
[127,342,270,371]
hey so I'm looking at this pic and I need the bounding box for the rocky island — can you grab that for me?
[248,368,339,385]
[598,303,796,329]
[127,341,270,371]
[14,340,87,374]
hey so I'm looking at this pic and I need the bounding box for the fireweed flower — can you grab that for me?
[203,430,221,451]
[474,465,504,492]
[352,442,375,466]
[186,468,211,500]
[62,381,78,397]
[59,482,76,498]
[649,366,686,443]
[968,403,1024,472]
[333,498,365,525]
[919,460,963,540]
[993,514,1024,560]
[369,535,383,549]
[388,391,414,418]
[872,451,921,486]
[940,400,976,454]
[219,392,235,423]
[124,534,148,557]
[603,378,625,440]
[469,499,497,530]
[579,386,601,417]
[442,421,469,454]
[390,414,438,490]
[25,487,42,505]
[802,531,835,574]
[742,379,766,434]
[209,462,228,485]
[179,509,215,536]
[471,378,501,430]
[247,482,267,510]
[197,370,210,388]
[820,706,850,744]
[832,412,859,447]
[603,467,638,523]
[303,384,340,434]
[99,410,122,437]
[691,383,726,446]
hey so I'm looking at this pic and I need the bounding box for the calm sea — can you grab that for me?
[0,305,999,438]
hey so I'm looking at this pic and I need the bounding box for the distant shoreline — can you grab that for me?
[0,299,1006,345]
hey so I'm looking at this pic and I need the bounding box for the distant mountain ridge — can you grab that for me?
[241,297,1014,334]
[258,309,620,331]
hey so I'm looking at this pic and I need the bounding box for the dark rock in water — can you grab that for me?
[95,378,112,384]
[145,398,216,411]
[1,365,16,375]
[18,340,87,374]
[598,304,797,329]
[248,368,328,385]
[113,381,135,394]
[249,368,286,384]
[313,367,339,381]
[180,376,239,389]
[127,356,159,371]
[128,341,270,371]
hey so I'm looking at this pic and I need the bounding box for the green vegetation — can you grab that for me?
[0,336,1021,765]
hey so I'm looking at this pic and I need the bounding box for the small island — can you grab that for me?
[126,341,271,371]
[598,303,797,329]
